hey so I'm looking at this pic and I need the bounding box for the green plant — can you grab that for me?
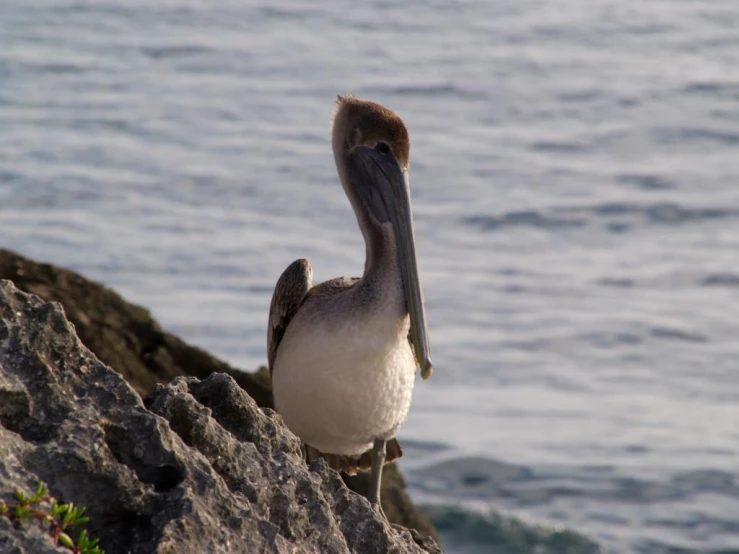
[0,482,104,554]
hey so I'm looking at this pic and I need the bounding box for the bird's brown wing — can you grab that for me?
[267,258,313,375]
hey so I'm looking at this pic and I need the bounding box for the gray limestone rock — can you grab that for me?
[0,280,440,554]
[0,248,438,542]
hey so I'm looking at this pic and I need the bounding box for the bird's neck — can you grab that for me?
[338,162,406,315]
[358,222,407,314]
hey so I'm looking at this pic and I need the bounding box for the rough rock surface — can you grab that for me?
[0,248,438,541]
[0,248,272,403]
[0,280,440,553]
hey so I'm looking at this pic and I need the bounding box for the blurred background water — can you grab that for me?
[2,1,739,552]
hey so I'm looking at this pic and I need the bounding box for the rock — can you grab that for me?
[0,248,437,541]
[0,515,69,554]
[0,280,440,553]
[0,248,272,405]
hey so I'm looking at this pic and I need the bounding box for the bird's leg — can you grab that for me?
[368,438,386,516]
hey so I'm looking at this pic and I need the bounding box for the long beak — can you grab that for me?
[347,145,433,379]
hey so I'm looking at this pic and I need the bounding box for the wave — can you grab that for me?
[421,504,602,554]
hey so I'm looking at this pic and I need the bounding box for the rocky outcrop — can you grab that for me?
[0,280,440,553]
[0,249,437,541]
[0,248,272,404]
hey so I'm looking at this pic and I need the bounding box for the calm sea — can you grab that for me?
[2,1,739,552]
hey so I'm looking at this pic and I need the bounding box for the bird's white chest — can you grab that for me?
[272,291,416,456]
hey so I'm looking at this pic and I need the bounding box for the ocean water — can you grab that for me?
[2,1,739,552]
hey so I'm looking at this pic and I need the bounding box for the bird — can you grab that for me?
[267,95,432,512]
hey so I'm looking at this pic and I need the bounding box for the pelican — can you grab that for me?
[267,95,432,512]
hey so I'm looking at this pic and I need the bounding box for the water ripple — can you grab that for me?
[616,173,675,190]
[701,274,739,288]
[652,126,739,146]
[463,211,585,232]
[463,202,739,234]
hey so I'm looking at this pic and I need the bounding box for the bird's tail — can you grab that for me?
[304,438,402,476]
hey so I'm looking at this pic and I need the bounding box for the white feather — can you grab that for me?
[272,278,416,456]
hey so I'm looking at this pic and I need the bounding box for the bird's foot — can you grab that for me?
[372,501,386,520]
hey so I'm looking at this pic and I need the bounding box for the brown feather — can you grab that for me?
[332,96,411,169]
[305,439,403,475]
[303,275,359,300]
[267,258,312,374]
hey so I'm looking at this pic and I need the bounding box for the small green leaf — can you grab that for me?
[14,505,30,518]
[31,482,48,503]
[13,489,27,503]
[51,500,64,516]
[72,507,88,526]
[58,532,74,548]
[75,515,90,526]
[63,504,77,525]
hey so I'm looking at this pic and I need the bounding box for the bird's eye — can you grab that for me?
[376,141,391,155]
